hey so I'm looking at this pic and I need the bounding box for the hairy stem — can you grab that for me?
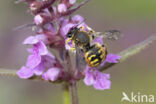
[99,35,156,71]
[69,82,79,104]
[62,83,71,104]
[0,69,17,77]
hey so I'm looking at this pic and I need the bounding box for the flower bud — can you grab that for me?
[57,3,67,13]
[30,0,57,14]
[69,0,76,5]
[34,13,51,26]
[30,1,42,14]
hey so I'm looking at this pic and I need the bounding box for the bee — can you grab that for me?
[66,24,122,67]
[66,25,93,51]
[66,25,106,67]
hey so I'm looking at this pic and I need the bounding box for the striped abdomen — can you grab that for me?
[84,43,107,67]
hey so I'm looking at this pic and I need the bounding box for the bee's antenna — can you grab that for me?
[76,18,87,27]
[13,23,36,31]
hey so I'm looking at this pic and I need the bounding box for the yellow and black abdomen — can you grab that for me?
[84,43,107,67]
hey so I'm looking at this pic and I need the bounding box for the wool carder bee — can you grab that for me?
[66,24,122,67]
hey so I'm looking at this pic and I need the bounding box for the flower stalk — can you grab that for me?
[63,83,71,104]
[62,81,79,104]
[69,82,79,104]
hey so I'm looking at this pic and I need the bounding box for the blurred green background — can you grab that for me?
[0,0,156,104]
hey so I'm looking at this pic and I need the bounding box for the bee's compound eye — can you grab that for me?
[67,33,73,38]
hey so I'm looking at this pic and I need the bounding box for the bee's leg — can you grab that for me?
[70,41,76,51]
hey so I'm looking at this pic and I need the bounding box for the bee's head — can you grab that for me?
[67,26,79,38]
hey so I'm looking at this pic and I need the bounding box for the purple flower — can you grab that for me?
[60,23,76,38]
[72,15,88,31]
[42,67,62,81]
[100,54,121,66]
[17,35,61,80]
[26,41,48,69]
[60,14,88,38]
[72,15,84,24]
[92,36,103,45]
[17,51,58,79]
[106,54,121,63]
[84,66,111,90]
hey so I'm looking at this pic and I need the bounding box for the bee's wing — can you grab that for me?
[93,30,123,41]
[75,45,86,72]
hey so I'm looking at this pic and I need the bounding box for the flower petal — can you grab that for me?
[92,36,103,44]
[83,67,95,86]
[42,68,61,81]
[72,15,84,23]
[60,23,76,38]
[26,54,41,69]
[23,36,39,45]
[35,34,48,43]
[36,42,48,55]
[33,62,44,76]
[17,66,34,79]
[43,53,56,69]
[106,54,121,63]
[93,70,111,90]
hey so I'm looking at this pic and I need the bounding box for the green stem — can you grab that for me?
[62,83,71,104]
[99,35,156,71]
[0,69,17,77]
[69,82,79,104]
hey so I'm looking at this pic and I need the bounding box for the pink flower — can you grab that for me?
[84,66,111,90]
[17,36,62,81]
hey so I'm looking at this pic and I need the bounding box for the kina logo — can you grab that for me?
[121,92,155,103]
